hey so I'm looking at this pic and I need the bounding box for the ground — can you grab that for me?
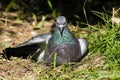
[0,12,105,80]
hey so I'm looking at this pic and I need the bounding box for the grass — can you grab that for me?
[89,11,120,69]
[0,7,120,80]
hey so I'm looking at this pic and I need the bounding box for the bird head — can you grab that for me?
[55,16,67,37]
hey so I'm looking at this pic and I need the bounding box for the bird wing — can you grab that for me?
[3,33,52,60]
[17,33,52,47]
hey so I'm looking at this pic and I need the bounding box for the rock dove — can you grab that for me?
[3,16,88,65]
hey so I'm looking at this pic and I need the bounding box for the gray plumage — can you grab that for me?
[3,16,88,65]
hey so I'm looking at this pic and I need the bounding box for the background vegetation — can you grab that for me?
[0,0,120,80]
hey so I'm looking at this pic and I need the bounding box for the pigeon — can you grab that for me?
[3,16,88,65]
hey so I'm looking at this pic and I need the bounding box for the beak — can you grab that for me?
[59,25,64,37]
